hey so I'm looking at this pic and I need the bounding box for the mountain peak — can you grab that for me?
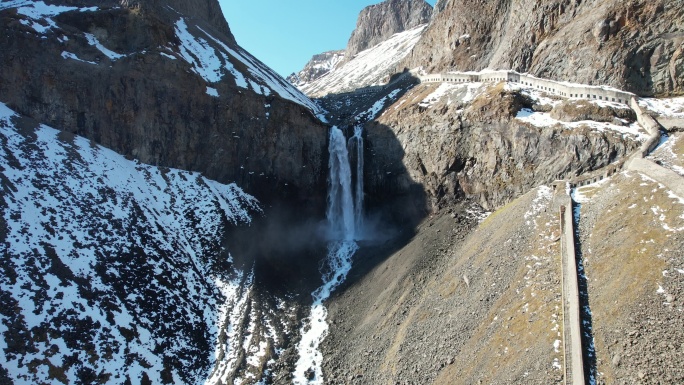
[345,0,432,59]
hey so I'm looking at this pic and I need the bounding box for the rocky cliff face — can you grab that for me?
[402,0,684,96]
[286,50,345,87]
[346,0,432,60]
[363,82,641,212]
[0,0,328,211]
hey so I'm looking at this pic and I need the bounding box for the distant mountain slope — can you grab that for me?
[287,50,345,88]
[401,0,684,96]
[345,0,432,59]
[0,102,286,384]
[290,0,432,96]
[298,25,427,98]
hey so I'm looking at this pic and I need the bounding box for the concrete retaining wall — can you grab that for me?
[419,70,635,105]
[656,117,684,131]
[629,97,662,159]
[559,197,586,385]
[628,157,684,198]
[419,69,667,188]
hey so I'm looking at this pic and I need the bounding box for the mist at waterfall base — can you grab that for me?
[293,126,368,384]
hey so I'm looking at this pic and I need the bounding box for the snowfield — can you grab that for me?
[419,82,485,107]
[504,82,649,141]
[299,24,428,97]
[515,108,648,141]
[174,20,321,113]
[0,102,285,385]
[639,97,684,118]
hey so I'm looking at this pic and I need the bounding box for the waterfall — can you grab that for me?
[348,125,364,237]
[293,126,364,384]
[326,126,356,240]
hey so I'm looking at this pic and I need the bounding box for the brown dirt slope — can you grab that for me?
[321,186,567,384]
[576,172,684,384]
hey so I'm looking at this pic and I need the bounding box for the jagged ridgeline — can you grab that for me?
[2,0,684,384]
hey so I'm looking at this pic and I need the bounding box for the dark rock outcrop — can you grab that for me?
[345,0,432,59]
[402,0,684,96]
[550,99,637,123]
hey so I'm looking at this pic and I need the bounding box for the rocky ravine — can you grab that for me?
[402,0,684,96]
[321,188,567,384]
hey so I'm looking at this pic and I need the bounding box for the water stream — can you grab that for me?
[293,126,364,384]
[570,189,598,385]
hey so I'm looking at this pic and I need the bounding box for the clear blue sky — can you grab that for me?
[218,1,435,77]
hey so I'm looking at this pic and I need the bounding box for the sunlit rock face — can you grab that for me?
[402,0,684,96]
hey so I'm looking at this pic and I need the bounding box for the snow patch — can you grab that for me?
[206,86,219,97]
[293,242,358,385]
[639,97,684,118]
[300,24,427,97]
[84,33,124,60]
[60,51,96,64]
[524,186,553,225]
[193,25,320,113]
[360,89,401,120]
[11,1,83,34]
[516,109,648,141]
[174,18,224,83]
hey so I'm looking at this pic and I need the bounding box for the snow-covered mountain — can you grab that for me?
[0,0,329,210]
[344,0,432,59]
[286,50,345,89]
[1,1,317,113]
[173,17,320,112]
[0,101,296,384]
[291,0,432,98]
[298,24,427,98]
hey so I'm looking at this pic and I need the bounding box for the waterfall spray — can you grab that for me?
[348,126,364,238]
[326,126,355,240]
[293,126,364,384]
